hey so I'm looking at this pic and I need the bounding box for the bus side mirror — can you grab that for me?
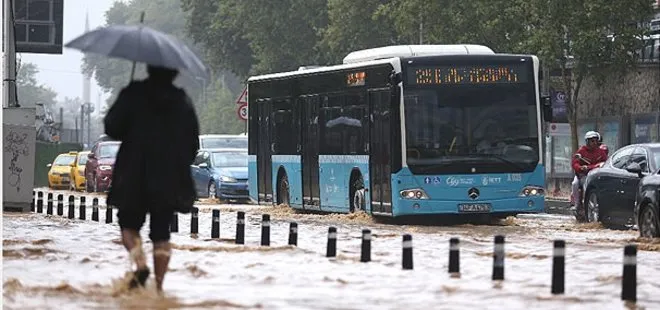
[541,95,553,122]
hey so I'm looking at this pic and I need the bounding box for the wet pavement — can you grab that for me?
[3,189,660,309]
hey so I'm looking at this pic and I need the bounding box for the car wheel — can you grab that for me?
[208,181,217,199]
[639,204,660,238]
[587,192,599,223]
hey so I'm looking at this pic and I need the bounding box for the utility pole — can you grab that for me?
[3,0,18,108]
[80,105,85,144]
[83,102,94,147]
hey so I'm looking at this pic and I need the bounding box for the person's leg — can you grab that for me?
[570,175,579,206]
[148,210,173,292]
[117,206,150,288]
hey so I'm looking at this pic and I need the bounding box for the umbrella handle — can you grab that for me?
[129,11,146,81]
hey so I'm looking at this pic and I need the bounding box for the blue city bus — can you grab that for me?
[247,45,553,218]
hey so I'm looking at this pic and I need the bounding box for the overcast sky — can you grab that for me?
[18,0,118,104]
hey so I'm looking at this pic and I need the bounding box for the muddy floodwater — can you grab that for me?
[4,194,660,309]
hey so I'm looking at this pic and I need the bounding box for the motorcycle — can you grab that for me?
[572,153,604,222]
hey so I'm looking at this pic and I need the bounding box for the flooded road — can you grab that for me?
[4,190,660,309]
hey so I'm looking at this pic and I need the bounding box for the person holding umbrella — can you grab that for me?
[66,20,208,293]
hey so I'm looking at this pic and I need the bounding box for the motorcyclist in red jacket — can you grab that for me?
[570,131,608,207]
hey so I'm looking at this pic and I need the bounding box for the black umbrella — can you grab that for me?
[65,23,209,79]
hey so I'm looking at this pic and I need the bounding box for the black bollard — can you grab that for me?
[261,214,270,246]
[621,244,637,302]
[326,227,337,258]
[288,222,298,246]
[79,196,87,220]
[37,191,44,213]
[190,207,199,234]
[57,194,64,216]
[170,212,179,232]
[492,235,505,281]
[31,191,35,212]
[91,198,98,221]
[211,209,220,238]
[402,234,413,270]
[360,229,371,263]
[551,240,565,294]
[68,195,75,219]
[105,205,113,223]
[46,192,53,215]
[449,237,460,274]
[236,211,245,244]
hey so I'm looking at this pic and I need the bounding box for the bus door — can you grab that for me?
[300,95,321,209]
[257,99,273,203]
[368,88,393,215]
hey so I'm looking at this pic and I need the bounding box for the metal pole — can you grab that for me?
[87,104,91,146]
[80,105,85,144]
[3,0,18,108]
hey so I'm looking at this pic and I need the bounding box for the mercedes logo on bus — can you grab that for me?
[468,187,480,200]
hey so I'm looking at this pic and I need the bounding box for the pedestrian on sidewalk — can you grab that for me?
[104,65,199,292]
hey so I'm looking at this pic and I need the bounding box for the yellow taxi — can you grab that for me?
[47,152,77,190]
[70,151,90,191]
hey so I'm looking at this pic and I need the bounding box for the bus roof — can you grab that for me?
[247,57,400,83]
[342,44,495,64]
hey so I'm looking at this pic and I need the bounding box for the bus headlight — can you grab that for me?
[400,189,429,200]
[519,186,545,197]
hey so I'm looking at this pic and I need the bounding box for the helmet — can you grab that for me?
[584,131,600,142]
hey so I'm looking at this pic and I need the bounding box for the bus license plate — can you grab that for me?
[458,203,491,213]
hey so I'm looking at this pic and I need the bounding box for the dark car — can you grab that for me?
[633,147,660,237]
[582,143,660,230]
[85,141,121,192]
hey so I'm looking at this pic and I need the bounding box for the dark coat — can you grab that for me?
[104,79,199,213]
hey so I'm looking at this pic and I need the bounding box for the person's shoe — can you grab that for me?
[128,267,150,289]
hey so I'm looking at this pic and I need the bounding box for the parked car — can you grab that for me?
[582,143,660,230]
[47,151,77,189]
[191,148,248,202]
[70,151,90,191]
[633,146,660,238]
[85,141,121,192]
[198,134,248,150]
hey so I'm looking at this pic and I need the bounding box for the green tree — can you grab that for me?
[319,0,398,63]
[524,0,654,152]
[182,0,329,78]
[199,80,246,134]
[16,62,57,108]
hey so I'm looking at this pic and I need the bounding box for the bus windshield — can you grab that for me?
[404,85,539,174]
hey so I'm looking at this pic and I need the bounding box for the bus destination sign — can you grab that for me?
[408,64,528,85]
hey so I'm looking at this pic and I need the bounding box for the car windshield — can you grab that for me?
[212,152,248,168]
[54,155,76,166]
[99,144,120,158]
[202,137,248,149]
[78,154,89,165]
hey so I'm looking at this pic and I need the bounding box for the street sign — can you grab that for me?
[237,103,248,121]
[235,87,247,105]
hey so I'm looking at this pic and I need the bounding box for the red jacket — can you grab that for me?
[572,145,608,176]
[600,143,609,157]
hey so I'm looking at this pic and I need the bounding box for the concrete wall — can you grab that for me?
[577,64,660,117]
[547,64,660,199]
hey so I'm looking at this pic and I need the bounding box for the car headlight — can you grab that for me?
[400,188,429,200]
[99,165,112,171]
[220,176,237,183]
[519,185,545,197]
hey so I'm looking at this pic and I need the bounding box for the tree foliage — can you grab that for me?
[16,62,57,108]
[182,0,656,152]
